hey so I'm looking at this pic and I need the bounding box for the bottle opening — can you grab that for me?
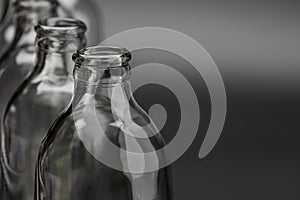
[73,46,132,84]
[73,46,132,68]
[13,0,57,13]
[35,17,87,36]
[35,18,87,53]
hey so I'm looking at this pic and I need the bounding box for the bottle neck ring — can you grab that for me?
[13,0,58,27]
[35,17,87,53]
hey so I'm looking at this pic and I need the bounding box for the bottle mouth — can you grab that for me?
[35,17,87,36]
[73,46,132,68]
[13,0,58,13]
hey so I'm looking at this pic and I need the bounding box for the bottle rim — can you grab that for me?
[13,0,57,13]
[35,17,87,36]
[73,45,132,68]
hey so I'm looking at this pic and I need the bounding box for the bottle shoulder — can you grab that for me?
[40,102,166,158]
[4,76,73,119]
[0,42,35,72]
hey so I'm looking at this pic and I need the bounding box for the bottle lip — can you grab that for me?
[73,45,132,68]
[13,0,57,14]
[35,17,87,36]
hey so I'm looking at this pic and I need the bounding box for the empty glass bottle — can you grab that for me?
[1,17,87,200]
[0,0,57,58]
[0,0,101,59]
[35,46,173,200]
[0,0,11,56]
[0,0,9,23]
[0,0,10,195]
[0,2,57,198]
[0,0,10,30]
[0,0,58,120]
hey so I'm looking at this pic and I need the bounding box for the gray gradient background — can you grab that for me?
[90,0,300,199]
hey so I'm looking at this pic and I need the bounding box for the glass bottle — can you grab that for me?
[35,46,173,200]
[0,0,58,57]
[0,0,57,120]
[1,17,87,200]
[0,0,9,27]
[0,0,16,59]
[0,0,101,57]
[0,0,10,196]
[0,1,57,198]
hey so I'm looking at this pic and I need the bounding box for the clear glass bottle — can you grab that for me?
[0,0,9,26]
[35,46,173,200]
[0,2,57,198]
[0,0,10,196]
[0,0,101,58]
[0,0,57,119]
[0,0,58,57]
[1,17,87,200]
[0,0,11,57]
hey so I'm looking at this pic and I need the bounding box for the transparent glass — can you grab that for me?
[0,0,57,57]
[0,0,9,23]
[0,0,10,50]
[35,46,173,200]
[0,0,58,121]
[0,0,13,47]
[1,17,87,200]
[0,0,10,49]
[0,0,101,57]
[0,0,10,196]
[0,4,58,194]
[0,0,16,58]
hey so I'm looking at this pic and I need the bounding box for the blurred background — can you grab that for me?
[93,0,300,199]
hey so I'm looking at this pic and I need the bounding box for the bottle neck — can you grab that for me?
[71,64,147,134]
[35,50,73,78]
[72,64,132,107]
[71,46,133,113]
[32,17,87,80]
[34,39,86,78]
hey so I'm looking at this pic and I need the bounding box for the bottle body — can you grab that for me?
[2,73,73,200]
[0,0,58,118]
[0,0,11,55]
[1,17,87,200]
[0,0,9,23]
[0,40,36,115]
[0,2,57,198]
[36,46,173,200]
[36,84,173,200]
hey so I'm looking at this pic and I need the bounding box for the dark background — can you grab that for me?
[93,0,300,199]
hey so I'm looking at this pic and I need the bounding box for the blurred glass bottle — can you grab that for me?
[0,0,58,120]
[1,17,87,200]
[0,0,101,62]
[0,0,14,60]
[0,0,56,60]
[0,0,10,43]
[35,46,173,200]
[0,0,9,23]
[0,2,57,198]
[0,0,10,196]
